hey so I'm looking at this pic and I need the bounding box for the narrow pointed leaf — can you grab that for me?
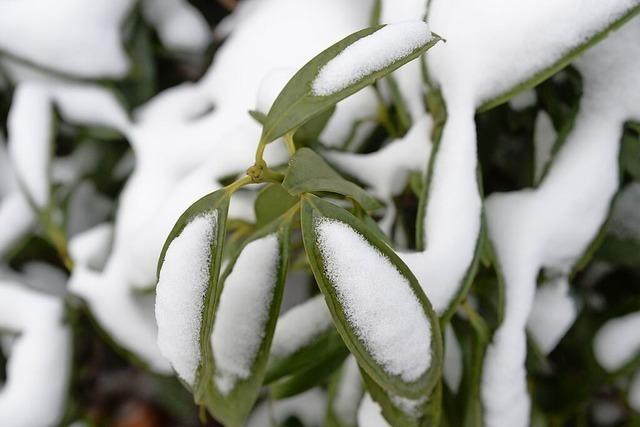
[261,22,441,142]
[156,189,231,388]
[283,148,382,212]
[301,194,442,399]
[200,218,292,426]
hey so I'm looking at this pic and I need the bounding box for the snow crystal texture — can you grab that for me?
[155,212,217,386]
[312,21,431,96]
[315,218,431,382]
[211,234,280,394]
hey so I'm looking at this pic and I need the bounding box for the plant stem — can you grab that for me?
[224,175,253,194]
[40,211,74,271]
[284,132,296,155]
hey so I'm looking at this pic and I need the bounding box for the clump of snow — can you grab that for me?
[315,218,431,382]
[325,115,433,233]
[155,212,218,385]
[332,356,364,426]
[312,22,432,96]
[509,89,537,111]
[255,68,295,114]
[211,234,280,394]
[68,224,114,271]
[270,294,333,359]
[527,277,578,355]
[0,280,71,426]
[481,16,640,427]
[593,311,640,372]
[357,394,390,427]
[141,0,210,52]
[7,83,52,208]
[444,324,463,393]
[0,0,133,78]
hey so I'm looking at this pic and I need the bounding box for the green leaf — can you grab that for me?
[362,370,442,427]
[269,348,348,399]
[294,105,336,147]
[248,109,267,125]
[300,194,442,399]
[477,5,640,112]
[197,217,292,427]
[261,24,442,142]
[265,322,347,384]
[254,183,299,228]
[157,189,231,279]
[282,148,382,212]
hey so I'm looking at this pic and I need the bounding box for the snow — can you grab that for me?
[400,101,481,315]
[68,224,114,271]
[141,0,210,52]
[357,394,390,427]
[320,88,379,147]
[211,234,280,394]
[332,356,364,426]
[7,83,52,208]
[0,193,35,257]
[270,294,333,359]
[629,371,640,412]
[426,0,639,107]
[527,277,578,355]
[255,68,295,114]
[315,218,432,382]
[533,111,557,184]
[481,15,640,427]
[594,311,640,372]
[155,213,217,385]
[0,280,71,426]
[325,115,433,233]
[509,89,537,111]
[69,0,376,367]
[246,388,327,427]
[444,324,463,393]
[609,183,640,241]
[379,0,429,120]
[312,22,432,96]
[0,0,133,78]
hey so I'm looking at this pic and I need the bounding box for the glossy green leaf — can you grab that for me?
[282,148,382,211]
[294,105,336,147]
[301,194,442,399]
[261,25,441,142]
[254,184,299,228]
[197,217,292,427]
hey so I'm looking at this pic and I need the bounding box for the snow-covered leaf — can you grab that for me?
[202,217,291,426]
[261,22,440,142]
[301,194,442,399]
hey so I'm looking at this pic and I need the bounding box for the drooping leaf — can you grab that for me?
[301,194,442,399]
[261,23,441,142]
[282,148,382,212]
[198,217,292,427]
